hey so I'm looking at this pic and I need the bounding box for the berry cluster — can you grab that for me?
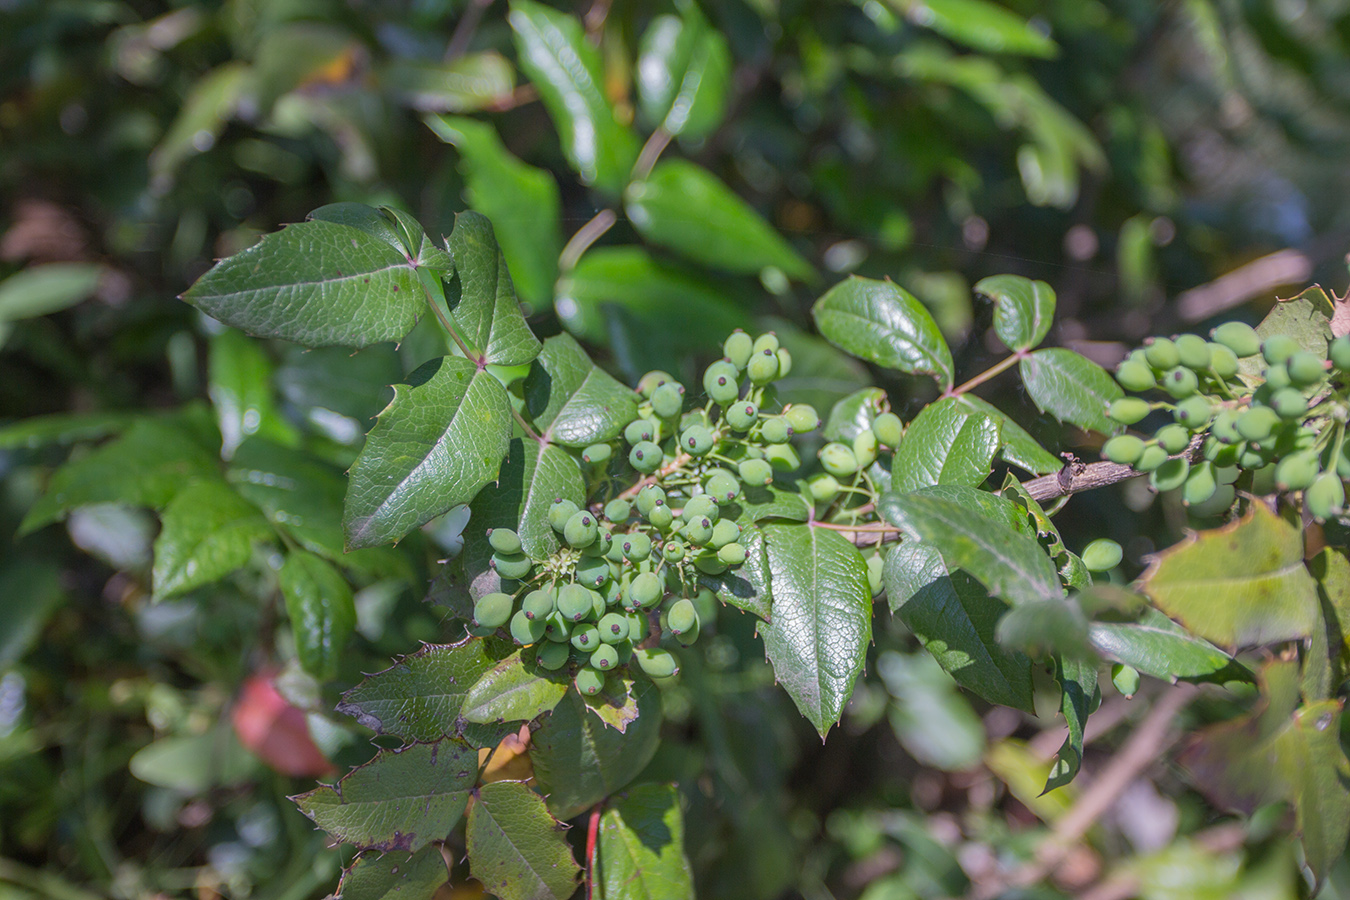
[465,330,821,695]
[1101,321,1350,519]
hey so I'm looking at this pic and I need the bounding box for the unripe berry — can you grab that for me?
[1116,360,1156,392]
[1172,395,1212,430]
[1286,351,1325,387]
[575,667,606,696]
[491,552,532,580]
[1134,444,1169,473]
[628,572,663,608]
[872,412,904,447]
[867,555,884,596]
[635,484,666,516]
[581,443,612,465]
[1081,539,1123,572]
[684,516,715,547]
[1162,366,1199,399]
[597,612,629,643]
[1102,434,1145,466]
[570,624,600,651]
[473,592,514,629]
[1263,334,1299,366]
[760,417,792,444]
[667,598,699,636]
[853,430,879,469]
[1331,335,1350,372]
[808,473,840,503]
[1237,407,1281,442]
[703,360,741,405]
[629,441,663,473]
[1211,409,1240,444]
[1108,397,1151,425]
[522,589,556,621]
[681,425,716,456]
[785,404,820,433]
[1155,424,1190,454]
[1208,343,1239,379]
[709,519,741,549]
[637,370,674,398]
[724,330,754,369]
[682,495,719,523]
[647,504,674,529]
[604,498,631,523]
[548,499,580,532]
[1144,337,1181,370]
[717,542,747,565]
[535,640,570,670]
[660,539,685,564]
[543,611,571,642]
[1270,387,1308,420]
[693,554,727,575]
[705,469,741,502]
[1150,457,1190,492]
[1111,663,1141,699]
[775,348,793,379]
[651,381,685,418]
[574,555,610,588]
[1275,450,1320,491]
[1306,472,1345,521]
[624,417,659,445]
[1182,460,1218,506]
[820,442,859,477]
[751,333,780,356]
[563,510,599,548]
[634,647,679,679]
[487,528,521,555]
[558,584,594,621]
[726,401,759,431]
[1263,363,1291,391]
[746,349,779,385]
[1211,321,1260,358]
[590,643,619,671]
[1174,334,1212,370]
[738,458,774,486]
[510,608,547,645]
[764,443,801,471]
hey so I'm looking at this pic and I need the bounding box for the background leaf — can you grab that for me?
[1045,656,1096,792]
[597,783,695,900]
[760,523,873,738]
[811,277,954,388]
[208,329,298,460]
[1018,348,1123,435]
[385,52,514,113]
[888,0,1059,58]
[636,6,731,139]
[1088,609,1250,684]
[466,780,581,900]
[279,550,356,681]
[0,262,102,323]
[152,480,272,600]
[445,211,543,366]
[523,334,639,447]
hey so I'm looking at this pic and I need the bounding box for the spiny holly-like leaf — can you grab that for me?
[759,523,873,738]
[470,438,585,561]
[1288,701,1350,888]
[444,211,542,367]
[975,274,1056,351]
[883,487,1060,607]
[21,418,219,535]
[1240,287,1334,384]
[344,356,511,549]
[1045,655,1097,793]
[337,847,448,900]
[531,682,662,820]
[279,550,356,681]
[951,394,1061,475]
[884,542,1035,712]
[508,0,638,194]
[1018,348,1123,435]
[698,527,772,621]
[523,333,640,447]
[596,783,694,900]
[1088,609,1251,685]
[812,277,954,389]
[307,203,453,273]
[466,780,581,900]
[152,481,272,600]
[635,4,730,140]
[625,160,813,281]
[1139,502,1319,649]
[336,638,519,748]
[461,649,571,728]
[293,740,479,852]
[426,115,561,307]
[181,217,429,348]
[582,673,642,732]
[890,397,1000,495]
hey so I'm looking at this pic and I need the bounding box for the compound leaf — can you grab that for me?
[445,211,543,367]
[337,848,448,900]
[466,780,581,900]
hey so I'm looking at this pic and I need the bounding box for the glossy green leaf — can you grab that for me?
[698,527,772,620]
[1046,655,1097,792]
[882,488,1060,607]
[880,483,1033,539]
[523,333,639,447]
[879,650,986,771]
[445,211,543,366]
[888,0,1058,58]
[229,439,411,579]
[461,649,570,727]
[975,274,1056,351]
[385,51,514,112]
[336,639,519,747]
[152,481,272,600]
[306,203,452,273]
[427,115,561,307]
[293,740,479,852]
[596,783,694,900]
[626,161,813,281]
[337,847,448,900]
[21,419,219,535]
[1018,348,1123,435]
[466,780,581,900]
[951,395,1061,475]
[344,355,511,549]
[1139,503,1319,649]
[182,218,431,349]
[1088,609,1251,684]
[0,262,101,322]
[208,329,298,459]
[280,550,356,681]
[469,438,585,561]
[811,277,954,388]
[0,411,130,450]
[760,523,873,738]
[891,398,1000,495]
[1288,701,1350,888]
[508,0,639,194]
[884,542,1034,711]
[823,387,886,442]
[731,483,810,525]
[0,560,64,669]
[531,681,662,820]
[995,597,1093,661]
[636,5,731,139]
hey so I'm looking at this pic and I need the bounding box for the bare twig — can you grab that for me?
[445,0,494,60]
[1022,434,1205,503]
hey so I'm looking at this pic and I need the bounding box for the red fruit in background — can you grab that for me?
[231,673,335,778]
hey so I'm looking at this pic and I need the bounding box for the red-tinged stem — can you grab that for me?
[945,350,1027,398]
[586,804,602,900]
[811,521,902,534]
[560,209,617,272]
[616,453,693,501]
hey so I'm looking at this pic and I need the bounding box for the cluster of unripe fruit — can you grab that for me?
[1101,321,1350,519]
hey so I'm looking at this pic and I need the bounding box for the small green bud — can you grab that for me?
[1161,366,1199,399]
[637,370,674,398]
[667,598,699,636]
[1172,395,1212,431]
[1155,423,1190,454]
[1331,335,1350,372]
[1116,360,1157,392]
[647,504,674,530]
[627,572,663,609]
[751,333,780,356]
[1275,450,1320,491]
[1237,407,1281,442]
[629,440,663,473]
[620,531,652,562]
[1262,334,1300,366]
[1208,343,1239,380]
[763,443,801,471]
[660,539,686,564]
[570,623,600,651]
[807,473,840,503]
[709,519,741,549]
[775,347,793,379]
[1286,351,1325,387]
[867,555,884,596]
[542,611,571,643]
[1174,334,1212,371]
[684,516,715,547]
[682,495,719,523]
[1270,387,1308,420]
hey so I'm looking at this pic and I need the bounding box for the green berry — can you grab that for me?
[621,532,652,562]
[492,552,532,580]
[575,667,606,696]
[1081,539,1123,572]
[693,553,727,575]
[624,417,660,445]
[1116,360,1157,392]
[724,331,754,369]
[717,542,747,565]
[682,495,719,523]
[636,484,666,516]
[1307,472,1345,521]
[746,349,779,385]
[1134,444,1169,473]
[535,640,570,670]
[660,539,686,563]
[1174,334,1212,370]
[776,348,793,379]
[510,608,547,645]
[1263,363,1291,391]
[705,469,741,503]
[629,441,663,473]
[807,473,840,503]
[473,592,514,629]
[1172,395,1212,431]
[1162,366,1199,399]
[1212,322,1260,358]
[1108,397,1151,425]
[487,528,521,555]
[1275,450,1320,491]
[1263,334,1300,366]
[867,555,884,596]
[574,555,610,588]
[637,370,674,398]
[709,519,741,549]
[1182,461,1218,506]
[647,504,674,530]
[760,417,792,444]
[1208,343,1239,380]
[651,382,685,419]
[590,644,619,671]
[667,598,699,636]
[564,511,599,548]
[1150,457,1190,492]
[1156,424,1190,454]
[1144,337,1181,370]
[570,624,600,651]
[764,443,801,471]
[1111,663,1141,699]
[1211,409,1239,444]
[1330,336,1350,372]
[1269,387,1308,420]
[820,442,859,477]
[853,430,878,469]
[522,589,555,621]
[726,400,759,431]
[604,498,631,523]
[1103,434,1145,466]
[597,612,629,643]
[1237,407,1281,442]
[680,425,716,456]
[558,583,594,622]
[581,443,612,466]
[786,404,821,433]
[634,647,679,679]
[738,458,774,487]
[872,412,903,447]
[627,572,663,609]
[752,333,780,356]
[684,516,715,547]
[548,499,580,532]
[1286,351,1325,387]
[704,360,741,405]
[543,611,571,642]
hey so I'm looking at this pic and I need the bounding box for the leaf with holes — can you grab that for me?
[466,780,581,900]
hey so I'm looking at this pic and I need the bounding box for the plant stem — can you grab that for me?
[585,805,603,900]
[445,0,493,60]
[421,280,481,363]
[559,209,617,272]
[513,406,544,443]
[946,350,1026,397]
[811,521,901,533]
[616,453,693,500]
[631,127,672,182]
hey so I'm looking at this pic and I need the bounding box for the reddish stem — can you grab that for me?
[586,804,602,900]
